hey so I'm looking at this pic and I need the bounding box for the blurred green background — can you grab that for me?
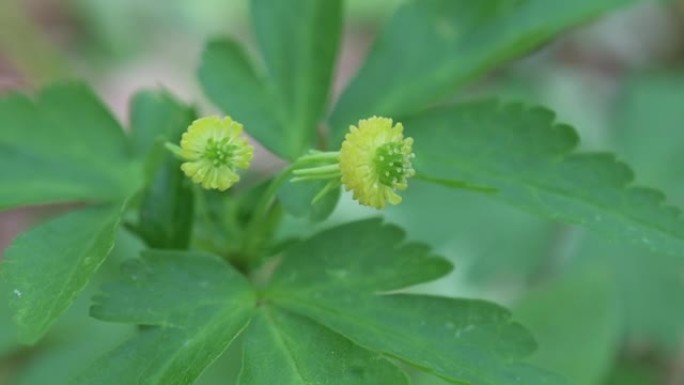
[1,0,684,384]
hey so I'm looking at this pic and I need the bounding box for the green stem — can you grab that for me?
[240,150,342,262]
[250,150,339,220]
[291,174,340,182]
[292,164,340,176]
[312,180,341,204]
[296,151,340,164]
[252,166,295,222]
[194,186,226,255]
[241,165,295,257]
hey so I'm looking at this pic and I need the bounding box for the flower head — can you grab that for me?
[170,116,254,191]
[339,116,415,209]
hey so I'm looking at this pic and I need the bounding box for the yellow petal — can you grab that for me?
[339,116,414,209]
[171,116,254,191]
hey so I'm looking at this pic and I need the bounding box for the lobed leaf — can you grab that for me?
[406,101,684,258]
[238,308,408,385]
[330,0,638,141]
[0,82,142,210]
[277,293,564,385]
[268,218,453,293]
[264,219,563,385]
[200,0,343,160]
[0,203,125,343]
[84,220,562,384]
[251,0,343,158]
[78,250,256,385]
[199,40,284,158]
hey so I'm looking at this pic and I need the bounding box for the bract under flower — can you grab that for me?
[339,116,415,209]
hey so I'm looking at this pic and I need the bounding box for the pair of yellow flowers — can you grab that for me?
[168,116,415,209]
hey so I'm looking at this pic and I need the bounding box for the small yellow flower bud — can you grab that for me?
[339,116,415,209]
[169,116,254,191]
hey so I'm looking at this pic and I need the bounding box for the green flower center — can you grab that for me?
[374,142,411,187]
[204,137,236,167]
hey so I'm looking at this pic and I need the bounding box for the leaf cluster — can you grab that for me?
[1,0,682,384]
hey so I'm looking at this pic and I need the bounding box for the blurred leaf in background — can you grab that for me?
[612,73,684,208]
[0,0,70,86]
[514,269,621,385]
[555,73,684,357]
[67,0,402,64]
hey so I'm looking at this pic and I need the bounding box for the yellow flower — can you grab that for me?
[339,116,415,209]
[170,116,254,191]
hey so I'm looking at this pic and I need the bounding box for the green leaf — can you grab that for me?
[251,0,343,156]
[77,250,255,385]
[0,82,142,210]
[269,218,452,293]
[284,294,565,385]
[265,219,563,385]
[0,203,125,343]
[129,91,197,249]
[238,308,408,385]
[330,0,637,141]
[199,40,284,158]
[514,270,620,385]
[407,101,684,258]
[84,220,559,384]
